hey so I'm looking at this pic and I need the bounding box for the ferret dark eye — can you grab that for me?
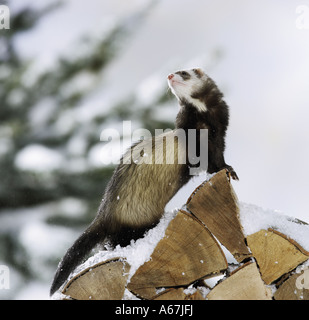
[176,71,191,80]
[176,70,190,80]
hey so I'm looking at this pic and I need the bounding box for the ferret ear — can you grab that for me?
[193,68,204,78]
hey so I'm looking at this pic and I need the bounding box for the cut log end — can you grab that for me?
[62,258,130,300]
[187,170,251,263]
[247,229,308,285]
[127,210,227,299]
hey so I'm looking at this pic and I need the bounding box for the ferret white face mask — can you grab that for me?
[167,68,208,112]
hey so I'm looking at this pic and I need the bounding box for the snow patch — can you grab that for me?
[14,144,63,172]
[239,202,309,253]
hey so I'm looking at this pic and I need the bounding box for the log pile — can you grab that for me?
[60,170,309,300]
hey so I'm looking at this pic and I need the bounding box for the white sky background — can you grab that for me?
[11,0,309,222]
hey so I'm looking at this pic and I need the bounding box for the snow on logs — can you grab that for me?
[60,170,309,300]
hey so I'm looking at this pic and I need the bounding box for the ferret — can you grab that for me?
[50,68,238,295]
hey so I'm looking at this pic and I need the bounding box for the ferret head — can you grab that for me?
[167,68,208,112]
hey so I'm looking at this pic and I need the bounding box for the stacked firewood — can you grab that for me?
[60,170,309,300]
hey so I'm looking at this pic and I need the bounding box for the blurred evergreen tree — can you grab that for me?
[0,0,168,211]
[0,0,176,296]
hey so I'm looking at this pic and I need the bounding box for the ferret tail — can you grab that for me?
[50,220,105,296]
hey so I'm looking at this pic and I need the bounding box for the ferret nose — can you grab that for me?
[168,74,174,80]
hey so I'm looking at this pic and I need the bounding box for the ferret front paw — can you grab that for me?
[225,166,239,181]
